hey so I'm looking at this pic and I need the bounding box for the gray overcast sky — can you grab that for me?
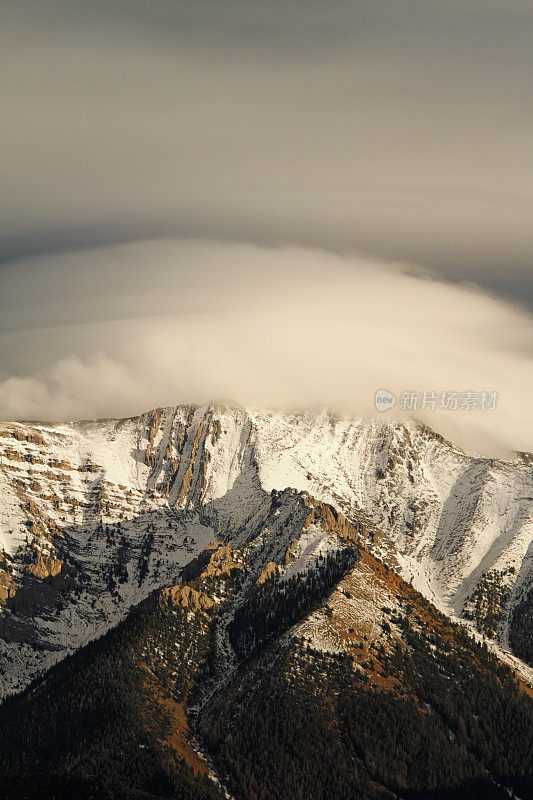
[1,1,532,452]
[3,0,533,304]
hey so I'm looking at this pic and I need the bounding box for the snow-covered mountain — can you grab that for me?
[0,403,531,697]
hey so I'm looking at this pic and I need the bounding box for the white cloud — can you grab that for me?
[0,238,531,456]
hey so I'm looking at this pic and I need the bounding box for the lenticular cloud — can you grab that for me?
[0,238,531,456]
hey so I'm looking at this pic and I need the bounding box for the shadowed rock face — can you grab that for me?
[0,403,531,700]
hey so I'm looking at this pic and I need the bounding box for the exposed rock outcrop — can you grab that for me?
[257,561,278,584]
[160,584,215,612]
[25,553,63,580]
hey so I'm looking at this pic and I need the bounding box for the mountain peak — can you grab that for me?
[0,403,531,704]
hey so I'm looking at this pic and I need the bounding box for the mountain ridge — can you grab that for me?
[0,402,531,701]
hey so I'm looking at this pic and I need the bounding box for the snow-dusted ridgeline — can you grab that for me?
[0,403,531,696]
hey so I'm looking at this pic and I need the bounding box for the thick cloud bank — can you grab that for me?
[0,239,531,456]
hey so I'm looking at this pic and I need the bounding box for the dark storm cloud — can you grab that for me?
[2,0,533,305]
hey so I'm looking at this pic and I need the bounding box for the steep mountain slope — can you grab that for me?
[0,576,226,800]
[199,551,533,800]
[0,403,531,701]
[0,501,531,800]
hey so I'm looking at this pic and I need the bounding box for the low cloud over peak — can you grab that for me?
[0,239,531,457]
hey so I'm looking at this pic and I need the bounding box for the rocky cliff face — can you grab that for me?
[0,403,531,697]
